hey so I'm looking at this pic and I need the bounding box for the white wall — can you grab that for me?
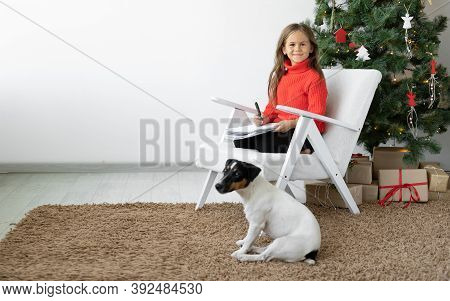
[0,0,315,167]
[0,0,448,170]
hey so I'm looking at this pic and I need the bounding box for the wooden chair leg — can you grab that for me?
[276,118,311,190]
[196,108,249,211]
[289,180,307,204]
[307,123,360,214]
[284,184,295,199]
[196,170,218,210]
[330,174,360,214]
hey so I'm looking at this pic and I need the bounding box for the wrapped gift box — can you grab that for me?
[378,169,428,206]
[351,153,370,163]
[429,172,450,200]
[419,163,449,192]
[418,162,441,169]
[372,147,418,179]
[346,161,372,184]
[306,183,362,209]
[429,190,450,201]
[426,168,448,192]
[362,180,378,202]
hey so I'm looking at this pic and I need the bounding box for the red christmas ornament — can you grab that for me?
[428,59,438,108]
[407,91,416,107]
[335,28,347,43]
[430,59,436,74]
[348,42,357,48]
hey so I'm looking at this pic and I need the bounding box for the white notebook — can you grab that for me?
[225,123,278,140]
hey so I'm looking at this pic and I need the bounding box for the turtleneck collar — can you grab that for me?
[284,58,311,74]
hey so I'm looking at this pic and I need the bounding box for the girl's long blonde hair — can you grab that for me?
[268,23,324,105]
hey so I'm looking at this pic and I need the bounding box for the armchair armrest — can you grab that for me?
[211,97,258,115]
[276,105,359,132]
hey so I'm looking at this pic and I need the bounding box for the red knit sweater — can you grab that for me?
[263,58,328,133]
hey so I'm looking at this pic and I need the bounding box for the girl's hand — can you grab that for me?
[252,115,270,126]
[274,119,297,133]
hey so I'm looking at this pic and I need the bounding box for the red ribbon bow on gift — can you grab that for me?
[378,169,428,209]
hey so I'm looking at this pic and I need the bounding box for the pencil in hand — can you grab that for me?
[255,101,263,121]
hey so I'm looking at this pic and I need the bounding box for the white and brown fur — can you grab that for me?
[215,159,321,263]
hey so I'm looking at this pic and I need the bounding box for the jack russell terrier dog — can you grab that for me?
[215,159,321,264]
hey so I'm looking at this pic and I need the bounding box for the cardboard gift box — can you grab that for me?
[430,173,450,200]
[426,167,449,192]
[372,147,418,179]
[418,162,441,169]
[378,169,428,206]
[362,180,378,202]
[429,190,450,201]
[419,163,449,192]
[351,153,370,163]
[306,183,362,209]
[346,161,372,184]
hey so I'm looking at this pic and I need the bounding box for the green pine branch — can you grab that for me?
[314,0,449,163]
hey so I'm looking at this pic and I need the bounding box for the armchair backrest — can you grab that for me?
[321,69,382,175]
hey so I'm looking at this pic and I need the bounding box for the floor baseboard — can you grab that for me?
[0,162,202,173]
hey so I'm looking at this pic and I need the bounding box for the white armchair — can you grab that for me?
[195,69,382,214]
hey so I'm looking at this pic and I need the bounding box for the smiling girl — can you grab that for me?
[234,23,327,154]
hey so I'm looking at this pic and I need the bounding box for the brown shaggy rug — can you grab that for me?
[0,200,448,281]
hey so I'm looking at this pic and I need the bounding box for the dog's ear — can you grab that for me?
[225,159,235,168]
[244,163,261,182]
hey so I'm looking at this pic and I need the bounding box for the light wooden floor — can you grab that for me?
[0,171,245,240]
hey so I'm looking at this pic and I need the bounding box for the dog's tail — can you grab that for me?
[304,250,318,265]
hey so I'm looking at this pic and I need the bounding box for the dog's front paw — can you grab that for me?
[235,239,245,247]
[231,249,245,258]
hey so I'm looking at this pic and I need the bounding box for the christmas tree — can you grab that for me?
[312,0,449,163]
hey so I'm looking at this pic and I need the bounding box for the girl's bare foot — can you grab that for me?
[300,148,312,154]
